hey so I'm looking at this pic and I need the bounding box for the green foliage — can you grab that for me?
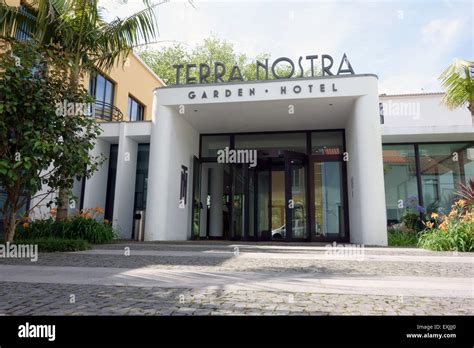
[418,201,473,252]
[139,35,317,85]
[401,212,419,231]
[17,217,116,244]
[456,178,474,207]
[439,59,474,117]
[387,227,419,247]
[0,40,104,242]
[418,221,473,252]
[14,237,90,252]
[0,0,160,73]
[0,0,163,225]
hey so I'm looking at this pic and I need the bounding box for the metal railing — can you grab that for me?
[93,100,124,122]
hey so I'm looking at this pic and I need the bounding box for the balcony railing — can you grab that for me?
[93,100,124,122]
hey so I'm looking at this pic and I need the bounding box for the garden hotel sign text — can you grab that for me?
[173,53,355,85]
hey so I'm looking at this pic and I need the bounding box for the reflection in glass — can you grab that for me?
[271,170,285,239]
[201,136,230,157]
[291,161,307,239]
[419,143,474,215]
[313,161,343,237]
[382,145,419,224]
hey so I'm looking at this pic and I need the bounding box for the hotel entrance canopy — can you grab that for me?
[146,74,388,245]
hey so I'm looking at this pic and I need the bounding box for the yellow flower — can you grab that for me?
[423,221,434,229]
[456,199,466,207]
[448,210,457,218]
[431,212,439,219]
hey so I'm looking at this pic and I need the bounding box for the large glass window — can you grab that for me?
[128,96,145,121]
[311,131,344,155]
[89,71,115,119]
[133,144,150,211]
[383,142,474,225]
[201,135,230,158]
[383,144,419,224]
[235,132,306,154]
[419,143,474,215]
[104,145,118,221]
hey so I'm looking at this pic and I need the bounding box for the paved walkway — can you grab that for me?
[0,242,472,315]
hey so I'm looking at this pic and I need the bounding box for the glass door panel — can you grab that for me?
[257,169,270,240]
[311,160,345,239]
[271,169,286,240]
[284,151,308,241]
[231,164,245,239]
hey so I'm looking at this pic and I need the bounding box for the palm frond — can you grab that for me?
[439,59,474,110]
[0,1,38,41]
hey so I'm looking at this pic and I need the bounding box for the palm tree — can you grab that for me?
[0,0,164,221]
[439,59,474,124]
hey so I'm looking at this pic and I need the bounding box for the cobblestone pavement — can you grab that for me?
[0,242,472,315]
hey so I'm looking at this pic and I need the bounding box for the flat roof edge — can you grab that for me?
[153,73,378,92]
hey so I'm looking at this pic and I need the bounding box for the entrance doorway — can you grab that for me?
[193,131,349,242]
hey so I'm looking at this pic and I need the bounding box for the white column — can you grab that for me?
[82,138,110,216]
[345,93,388,246]
[199,164,209,238]
[209,165,224,237]
[145,101,200,241]
[112,124,138,239]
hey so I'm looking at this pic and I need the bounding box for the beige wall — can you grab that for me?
[5,0,20,6]
[85,53,164,121]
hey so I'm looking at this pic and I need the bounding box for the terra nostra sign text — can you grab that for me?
[173,53,354,85]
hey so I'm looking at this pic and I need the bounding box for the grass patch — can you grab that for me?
[387,228,419,247]
[14,237,90,252]
[18,216,116,244]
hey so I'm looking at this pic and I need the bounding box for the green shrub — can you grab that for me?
[387,228,419,247]
[418,200,473,252]
[18,216,116,244]
[14,237,90,252]
[418,220,473,252]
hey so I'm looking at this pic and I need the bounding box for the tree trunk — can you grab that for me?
[467,102,474,125]
[56,68,81,223]
[471,104,474,125]
[56,189,69,222]
[4,209,16,243]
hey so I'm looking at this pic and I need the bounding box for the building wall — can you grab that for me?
[83,53,164,121]
[148,75,389,245]
[345,87,388,246]
[380,93,472,128]
[5,0,19,6]
[145,104,200,241]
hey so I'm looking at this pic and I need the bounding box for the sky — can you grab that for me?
[101,0,473,94]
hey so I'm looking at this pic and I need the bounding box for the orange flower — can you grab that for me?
[448,210,457,218]
[455,199,466,207]
[103,219,109,224]
[439,221,448,231]
[22,222,29,229]
[423,221,434,229]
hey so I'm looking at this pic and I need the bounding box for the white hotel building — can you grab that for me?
[32,74,474,246]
